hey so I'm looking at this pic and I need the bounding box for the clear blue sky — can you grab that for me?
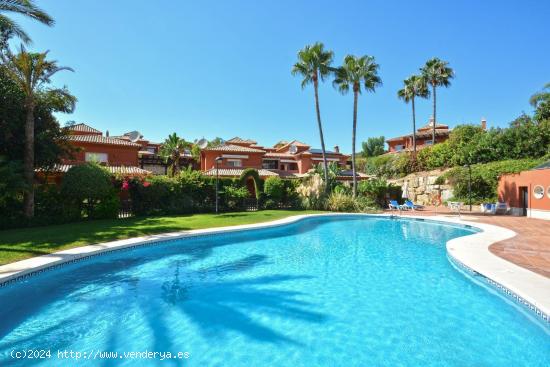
[11,0,550,152]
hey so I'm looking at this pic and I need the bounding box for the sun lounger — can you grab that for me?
[388,200,401,211]
[402,200,423,211]
[495,202,509,214]
[480,203,496,214]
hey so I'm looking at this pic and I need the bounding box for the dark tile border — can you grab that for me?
[448,254,550,329]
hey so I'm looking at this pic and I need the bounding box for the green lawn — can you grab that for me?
[0,210,322,266]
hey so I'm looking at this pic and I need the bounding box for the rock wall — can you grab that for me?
[388,169,453,205]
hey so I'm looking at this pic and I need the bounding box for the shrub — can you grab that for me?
[129,175,194,215]
[281,179,301,208]
[326,192,356,212]
[177,168,209,209]
[129,173,252,215]
[61,163,114,219]
[354,196,379,212]
[333,183,352,195]
[264,176,284,203]
[34,184,76,223]
[358,178,402,208]
[442,158,543,202]
[223,186,249,210]
[417,142,453,170]
[92,191,120,219]
[239,168,263,200]
[296,174,326,210]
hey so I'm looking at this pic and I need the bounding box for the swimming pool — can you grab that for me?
[0,216,548,366]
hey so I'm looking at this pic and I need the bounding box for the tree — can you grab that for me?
[0,0,53,45]
[159,133,191,177]
[397,75,429,153]
[291,42,334,190]
[333,54,381,197]
[1,47,74,218]
[361,136,385,157]
[530,82,550,122]
[420,58,454,144]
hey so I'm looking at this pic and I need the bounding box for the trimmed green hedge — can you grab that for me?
[128,169,301,216]
[62,163,119,219]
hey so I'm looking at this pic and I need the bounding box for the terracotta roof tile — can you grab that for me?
[386,129,449,142]
[264,152,296,158]
[67,123,102,134]
[226,137,257,145]
[36,164,151,175]
[203,144,265,153]
[203,168,278,177]
[68,135,141,147]
[276,140,310,152]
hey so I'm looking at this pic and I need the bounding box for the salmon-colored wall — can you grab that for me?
[296,154,348,174]
[200,149,349,174]
[498,169,550,210]
[63,143,139,166]
[298,157,312,173]
[388,136,448,152]
[201,150,264,170]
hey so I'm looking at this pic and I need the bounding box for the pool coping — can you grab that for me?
[1,213,549,324]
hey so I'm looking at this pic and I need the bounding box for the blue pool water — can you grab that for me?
[0,216,549,366]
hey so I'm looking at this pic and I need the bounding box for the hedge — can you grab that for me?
[0,163,120,229]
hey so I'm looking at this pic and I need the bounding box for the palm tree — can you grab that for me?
[530,82,550,121]
[333,55,382,197]
[160,133,191,177]
[1,47,74,218]
[420,58,454,144]
[529,82,550,107]
[0,0,54,44]
[291,42,334,189]
[397,75,429,153]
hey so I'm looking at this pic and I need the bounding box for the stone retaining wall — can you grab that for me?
[388,169,453,205]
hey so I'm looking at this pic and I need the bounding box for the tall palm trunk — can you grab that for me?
[313,77,329,191]
[23,98,35,218]
[351,87,359,198]
[412,96,416,153]
[432,84,437,144]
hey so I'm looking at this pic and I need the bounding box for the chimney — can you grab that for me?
[106,130,110,137]
[333,145,340,153]
[429,116,435,126]
[480,118,487,130]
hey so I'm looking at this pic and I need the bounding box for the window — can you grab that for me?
[146,146,156,153]
[85,152,108,163]
[226,159,242,167]
[262,160,278,169]
[288,163,298,171]
[425,140,434,146]
[533,185,544,199]
[395,145,404,152]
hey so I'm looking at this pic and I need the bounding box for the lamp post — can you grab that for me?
[215,156,223,214]
[464,163,472,212]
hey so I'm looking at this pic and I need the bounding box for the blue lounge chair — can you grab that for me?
[402,200,423,211]
[480,203,496,214]
[388,200,401,211]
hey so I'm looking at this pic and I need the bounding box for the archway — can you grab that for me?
[239,168,263,200]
